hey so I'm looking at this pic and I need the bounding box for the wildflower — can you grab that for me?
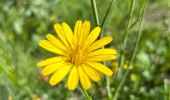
[37,20,117,90]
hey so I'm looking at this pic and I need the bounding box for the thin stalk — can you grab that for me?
[89,1,100,99]
[129,18,140,30]
[117,0,136,82]
[90,0,113,99]
[105,62,113,99]
[90,0,100,26]
[100,0,115,28]
[121,0,136,48]
[101,0,115,98]
[114,0,148,99]
[82,87,92,100]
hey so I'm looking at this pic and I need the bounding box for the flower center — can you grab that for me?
[68,44,87,65]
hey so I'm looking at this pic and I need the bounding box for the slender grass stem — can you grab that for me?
[89,1,100,99]
[101,0,115,28]
[121,0,136,48]
[90,0,99,26]
[104,62,113,99]
[82,87,92,100]
[90,0,114,99]
[114,0,148,99]
[129,18,140,30]
[117,0,136,79]
[101,0,116,98]
[100,1,116,98]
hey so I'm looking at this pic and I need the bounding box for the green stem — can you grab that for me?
[122,0,136,48]
[114,0,148,99]
[117,0,136,79]
[90,0,100,26]
[90,0,113,99]
[100,0,115,28]
[105,62,113,99]
[129,18,140,30]
[82,87,92,100]
[106,77,112,99]
[100,2,116,97]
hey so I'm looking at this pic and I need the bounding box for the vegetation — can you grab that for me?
[0,0,170,99]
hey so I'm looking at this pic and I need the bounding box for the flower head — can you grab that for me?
[37,20,117,90]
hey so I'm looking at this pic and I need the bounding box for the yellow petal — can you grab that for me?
[62,22,74,45]
[86,61,113,76]
[82,64,100,82]
[74,20,83,41]
[46,34,67,50]
[88,48,117,57]
[37,56,63,67]
[88,36,113,52]
[41,61,64,75]
[67,66,79,90]
[87,55,117,61]
[54,23,69,48]
[39,40,66,55]
[49,63,72,86]
[79,21,90,44]
[83,26,101,49]
[78,66,91,90]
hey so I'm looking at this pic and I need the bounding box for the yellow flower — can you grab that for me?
[37,20,117,90]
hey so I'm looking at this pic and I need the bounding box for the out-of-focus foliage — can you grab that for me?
[0,0,170,99]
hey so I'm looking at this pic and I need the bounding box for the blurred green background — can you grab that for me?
[0,0,170,99]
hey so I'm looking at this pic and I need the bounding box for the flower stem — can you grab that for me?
[105,62,113,99]
[114,0,148,99]
[90,0,99,26]
[90,0,113,99]
[82,87,92,100]
[122,0,136,48]
[101,0,115,28]
[117,0,136,80]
